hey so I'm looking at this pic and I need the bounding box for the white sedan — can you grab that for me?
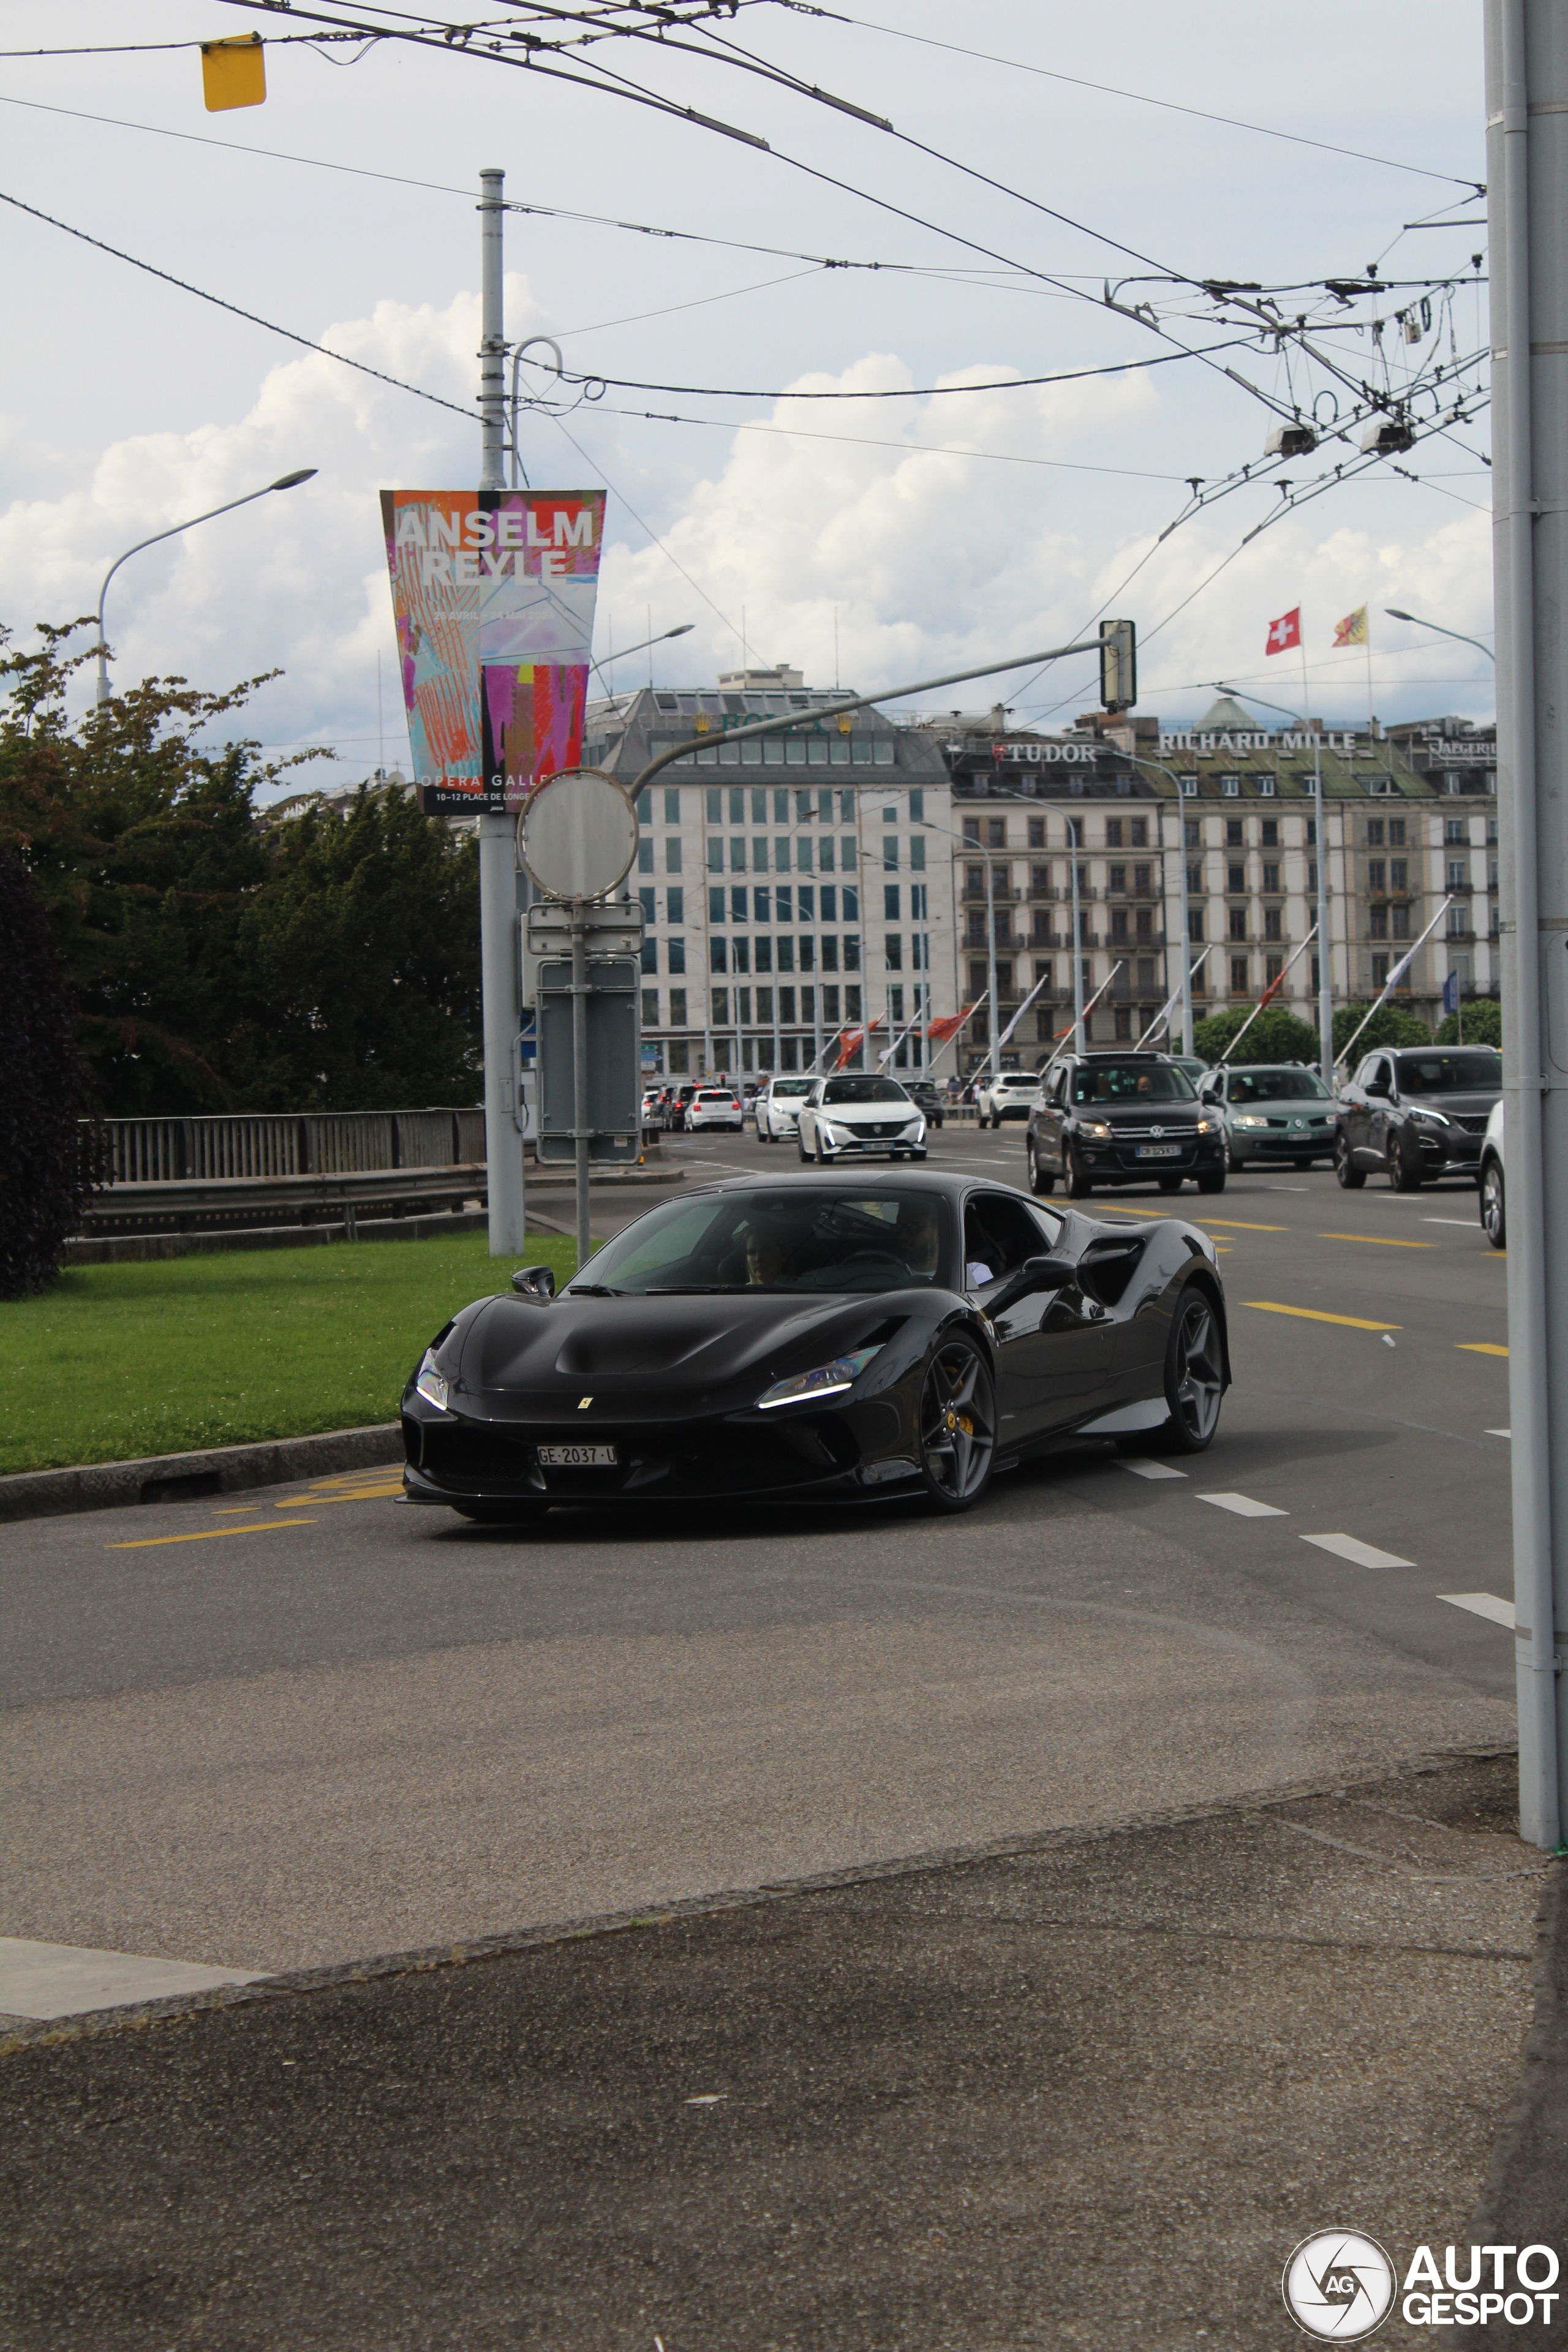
[754,1076,816,1142]
[796,1074,927,1163]
[684,1087,746,1132]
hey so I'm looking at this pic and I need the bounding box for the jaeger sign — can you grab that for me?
[381,488,605,812]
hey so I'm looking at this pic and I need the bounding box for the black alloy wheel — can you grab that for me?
[797,1127,812,1162]
[1480,1158,1506,1249]
[1157,1174,1184,1194]
[917,1336,997,1512]
[1393,1131,1425,1191]
[1161,1286,1225,1452]
[1334,1134,1365,1189]
[1027,1138,1057,1196]
[1224,1139,1244,1174]
[1196,1169,1226,1195]
[1064,1142,1094,1198]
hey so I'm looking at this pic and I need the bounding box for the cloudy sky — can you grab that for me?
[0,2,1494,791]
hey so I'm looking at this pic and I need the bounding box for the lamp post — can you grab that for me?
[1213,681,1335,1085]
[1384,607,1496,664]
[1124,755,1196,1057]
[93,468,317,704]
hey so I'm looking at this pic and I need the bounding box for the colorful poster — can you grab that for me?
[379,488,606,812]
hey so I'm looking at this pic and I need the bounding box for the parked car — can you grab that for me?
[1197,1061,1338,1171]
[1334,1046,1502,1191]
[1478,1097,1505,1246]
[1025,1050,1226,1198]
[400,1172,1233,1526]
[685,1085,745,1133]
[975,1069,1041,1128]
[795,1073,927,1162]
[755,1075,817,1143]
[904,1077,946,1129]
[663,1082,701,1130]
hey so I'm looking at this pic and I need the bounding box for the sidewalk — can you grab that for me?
[1,1751,1559,2351]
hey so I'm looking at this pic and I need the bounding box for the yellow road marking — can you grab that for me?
[1091,1207,1286,1231]
[1458,1342,1509,1357]
[109,1521,314,1550]
[275,1485,401,1508]
[1244,1302,1403,1332]
[1317,1232,1436,1250]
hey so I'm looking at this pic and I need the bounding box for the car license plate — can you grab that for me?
[538,1444,619,1468]
[1135,1144,1181,1159]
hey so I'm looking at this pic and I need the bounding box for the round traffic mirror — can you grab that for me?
[517,767,638,901]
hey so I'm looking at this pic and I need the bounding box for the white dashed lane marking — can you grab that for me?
[1117,1458,1188,1482]
[1439,1593,1515,1630]
[1298,1532,1415,1570]
[0,1937,262,2022]
[1487,1428,1511,1439]
[1197,1492,1289,1519]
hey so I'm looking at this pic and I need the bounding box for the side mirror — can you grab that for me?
[990,1254,1076,1313]
[511,1264,556,1300]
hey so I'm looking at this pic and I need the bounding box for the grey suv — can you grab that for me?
[1334,1046,1502,1190]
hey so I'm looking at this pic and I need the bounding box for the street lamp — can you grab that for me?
[1212,680,1335,1084]
[1384,607,1496,664]
[94,469,317,704]
[1122,754,1196,1058]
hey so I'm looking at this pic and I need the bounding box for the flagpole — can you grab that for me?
[1137,946,1213,1048]
[992,962,1057,1058]
[1333,897,1455,1074]
[1041,960,1125,1079]
[1217,925,1317,1065]
[924,991,989,1081]
[1295,627,1335,1086]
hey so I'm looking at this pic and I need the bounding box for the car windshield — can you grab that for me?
[696,1090,733,1101]
[1395,1052,1502,1093]
[564,1189,952,1294]
[1226,1068,1332,1103]
[771,1079,813,1098]
[822,1077,910,1105]
[1071,1061,1196,1104]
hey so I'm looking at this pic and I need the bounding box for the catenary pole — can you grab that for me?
[1069,816,1085,1054]
[476,167,527,1256]
[1486,0,1565,1852]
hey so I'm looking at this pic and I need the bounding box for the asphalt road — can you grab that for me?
[1,1126,1516,1996]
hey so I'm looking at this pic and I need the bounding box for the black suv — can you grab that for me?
[1335,1046,1502,1190]
[1025,1050,1226,1198]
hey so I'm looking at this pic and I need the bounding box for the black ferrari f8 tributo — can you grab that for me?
[401,1172,1230,1523]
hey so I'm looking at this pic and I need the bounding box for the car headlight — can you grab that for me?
[415,1348,450,1411]
[1411,1108,1452,1128]
[757,1346,883,1409]
[1078,1118,1112,1140]
[1233,1114,1268,1130]
[906,1118,925,1140]
[827,1123,856,1147]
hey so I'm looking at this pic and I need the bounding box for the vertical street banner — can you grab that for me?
[380,488,606,812]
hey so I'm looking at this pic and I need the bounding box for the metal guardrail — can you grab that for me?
[81,1166,487,1240]
[88,1109,488,1186]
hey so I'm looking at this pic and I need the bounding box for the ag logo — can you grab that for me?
[1283,2231,1396,2341]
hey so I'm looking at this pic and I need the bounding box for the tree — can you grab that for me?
[1192,1003,1321,1064]
[1436,997,1502,1049]
[0,851,99,1297]
[1332,1000,1431,1058]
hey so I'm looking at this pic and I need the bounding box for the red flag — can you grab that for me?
[834,1027,864,1069]
[925,1005,974,1044]
[1265,607,1301,656]
[1257,961,1289,1011]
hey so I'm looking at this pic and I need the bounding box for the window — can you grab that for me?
[1226,818,1244,847]
[1264,907,1282,942]
[822,984,840,1024]
[1448,859,1468,891]
[1135,908,1154,941]
[728,787,744,823]
[707,839,723,875]
[966,862,985,899]
[777,937,796,974]
[1368,861,1386,892]
[1392,907,1410,939]
[706,788,722,824]
[1109,864,1126,894]
[988,818,1005,849]
[841,835,857,876]
[1307,862,1317,895]
[1131,818,1148,848]
[910,836,925,872]
[729,886,747,924]
[1262,862,1280,893]
[843,885,859,921]
[737,988,752,1025]
[1106,818,1123,848]
[796,835,813,873]
[910,884,926,920]
[821,935,839,971]
[663,788,680,825]
[1265,954,1283,986]
[1229,907,1248,941]
[1221,774,1240,797]
[963,816,980,846]
[1187,863,1202,895]
[1444,772,1463,794]
[1028,816,1046,848]
[884,883,900,921]
[639,886,656,925]
[1261,818,1278,848]
[1230,955,1250,992]
[732,937,751,975]
[882,835,899,872]
[1188,908,1205,942]
[798,885,815,922]
[709,886,725,924]
[909,790,924,823]
[1367,818,1385,847]
[1446,817,1466,843]
[799,937,815,973]
[663,837,682,876]
[845,935,861,972]
[1390,859,1408,891]
[884,933,903,971]
[710,937,728,974]
[668,938,686,978]
[711,986,728,1023]
[1306,819,1317,846]
[779,986,796,1022]
[668,886,684,926]
[1371,955,1390,989]
[1110,908,1129,941]
[1030,864,1050,898]
[818,837,835,873]
[1134,863,1150,894]
[776,885,793,922]
[822,884,838,921]
[970,959,989,996]
[752,836,768,873]
[1370,908,1389,940]
[750,787,767,824]
[641,989,660,1026]
[1257,774,1276,797]
[640,939,657,976]
[755,938,772,975]
[669,989,688,1027]
[1227,862,1245,893]
[1389,818,1406,847]
[1114,1005,1133,1039]
[1178,775,1197,797]
[638,837,654,874]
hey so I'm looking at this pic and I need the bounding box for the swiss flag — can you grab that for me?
[1265,607,1302,656]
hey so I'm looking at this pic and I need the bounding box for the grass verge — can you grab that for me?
[0,1232,580,1477]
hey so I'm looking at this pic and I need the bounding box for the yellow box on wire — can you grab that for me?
[201,34,265,111]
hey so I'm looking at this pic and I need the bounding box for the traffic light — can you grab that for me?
[201,34,266,111]
[1099,618,1137,712]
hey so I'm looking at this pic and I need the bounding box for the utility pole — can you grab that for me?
[476,166,527,1256]
[1486,0,1566,1852]
[1310,719,1333,1084]
[1068,816,1085,1054]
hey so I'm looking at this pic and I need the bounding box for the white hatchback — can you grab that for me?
[684,1087,746,1132]
[755,1076,816,1142]
[795,1073,927,1163]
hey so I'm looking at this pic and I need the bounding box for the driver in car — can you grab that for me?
[744,1222,789,1287]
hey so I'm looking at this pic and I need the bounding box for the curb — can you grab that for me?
[0,1423,402,1526]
